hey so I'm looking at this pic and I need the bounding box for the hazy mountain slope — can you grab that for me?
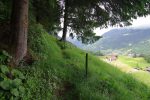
[84,28,150,54]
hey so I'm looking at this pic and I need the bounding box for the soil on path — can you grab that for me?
[102,58,142,73]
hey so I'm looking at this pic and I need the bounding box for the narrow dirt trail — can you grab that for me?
[109,60,139,73]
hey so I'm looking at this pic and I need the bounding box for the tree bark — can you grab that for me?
[61,0,69,41]
[10,0,29,66]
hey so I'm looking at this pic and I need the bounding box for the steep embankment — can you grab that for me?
[24,25,150,100]
[1,24,150,100]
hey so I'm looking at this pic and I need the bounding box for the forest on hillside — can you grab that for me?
[83,28,150,55]
[0,0,150,99]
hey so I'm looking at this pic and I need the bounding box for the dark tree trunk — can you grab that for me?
[33,0,40,23]
[10,0,29,66]
[61,0,69,41]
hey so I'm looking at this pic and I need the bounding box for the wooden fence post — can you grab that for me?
[85,53,88,78]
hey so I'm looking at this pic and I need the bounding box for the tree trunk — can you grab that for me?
[61,0,69,41]
[33,0,40,23]
[10,0,29,66]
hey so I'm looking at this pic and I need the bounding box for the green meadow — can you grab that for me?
[119,56,150,69]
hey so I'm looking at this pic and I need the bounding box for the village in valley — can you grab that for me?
[101,51,150,74]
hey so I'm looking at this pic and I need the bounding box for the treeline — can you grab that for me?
[0,0,150,66]
[143,55,150,63]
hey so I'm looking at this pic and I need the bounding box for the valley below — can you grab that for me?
[83,28,150,55]
[100,55,150,86]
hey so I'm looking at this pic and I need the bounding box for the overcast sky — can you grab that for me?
[94,15,150,36]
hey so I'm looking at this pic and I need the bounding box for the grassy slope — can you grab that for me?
[132,71,150,87]
[24,29,150,100]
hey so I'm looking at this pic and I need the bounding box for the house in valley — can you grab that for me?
[106,54,118,62]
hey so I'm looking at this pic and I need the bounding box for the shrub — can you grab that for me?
[0,50,11,65]
[143,55,150,63]
[28,24,47,53]
[0,65,25,100]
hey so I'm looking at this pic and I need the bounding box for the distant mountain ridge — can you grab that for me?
[83,27,150,54]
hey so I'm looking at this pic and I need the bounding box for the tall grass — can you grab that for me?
[21,24,150,100]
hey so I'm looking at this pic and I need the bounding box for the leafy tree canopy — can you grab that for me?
[60,0,150,44]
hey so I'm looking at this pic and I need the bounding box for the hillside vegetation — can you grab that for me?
[1,25,150,99]
[1,0,150,99]
[84,28,150,55]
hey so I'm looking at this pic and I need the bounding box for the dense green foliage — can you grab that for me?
[0,0,11,22]
[0,0,150,44]
[31,0,61,32]
[1,0,150,99]
[0,66,25,99]
[3,26,149,99]
[0,22,150,99]
[0,51,25,99]
[61,0,150,42]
